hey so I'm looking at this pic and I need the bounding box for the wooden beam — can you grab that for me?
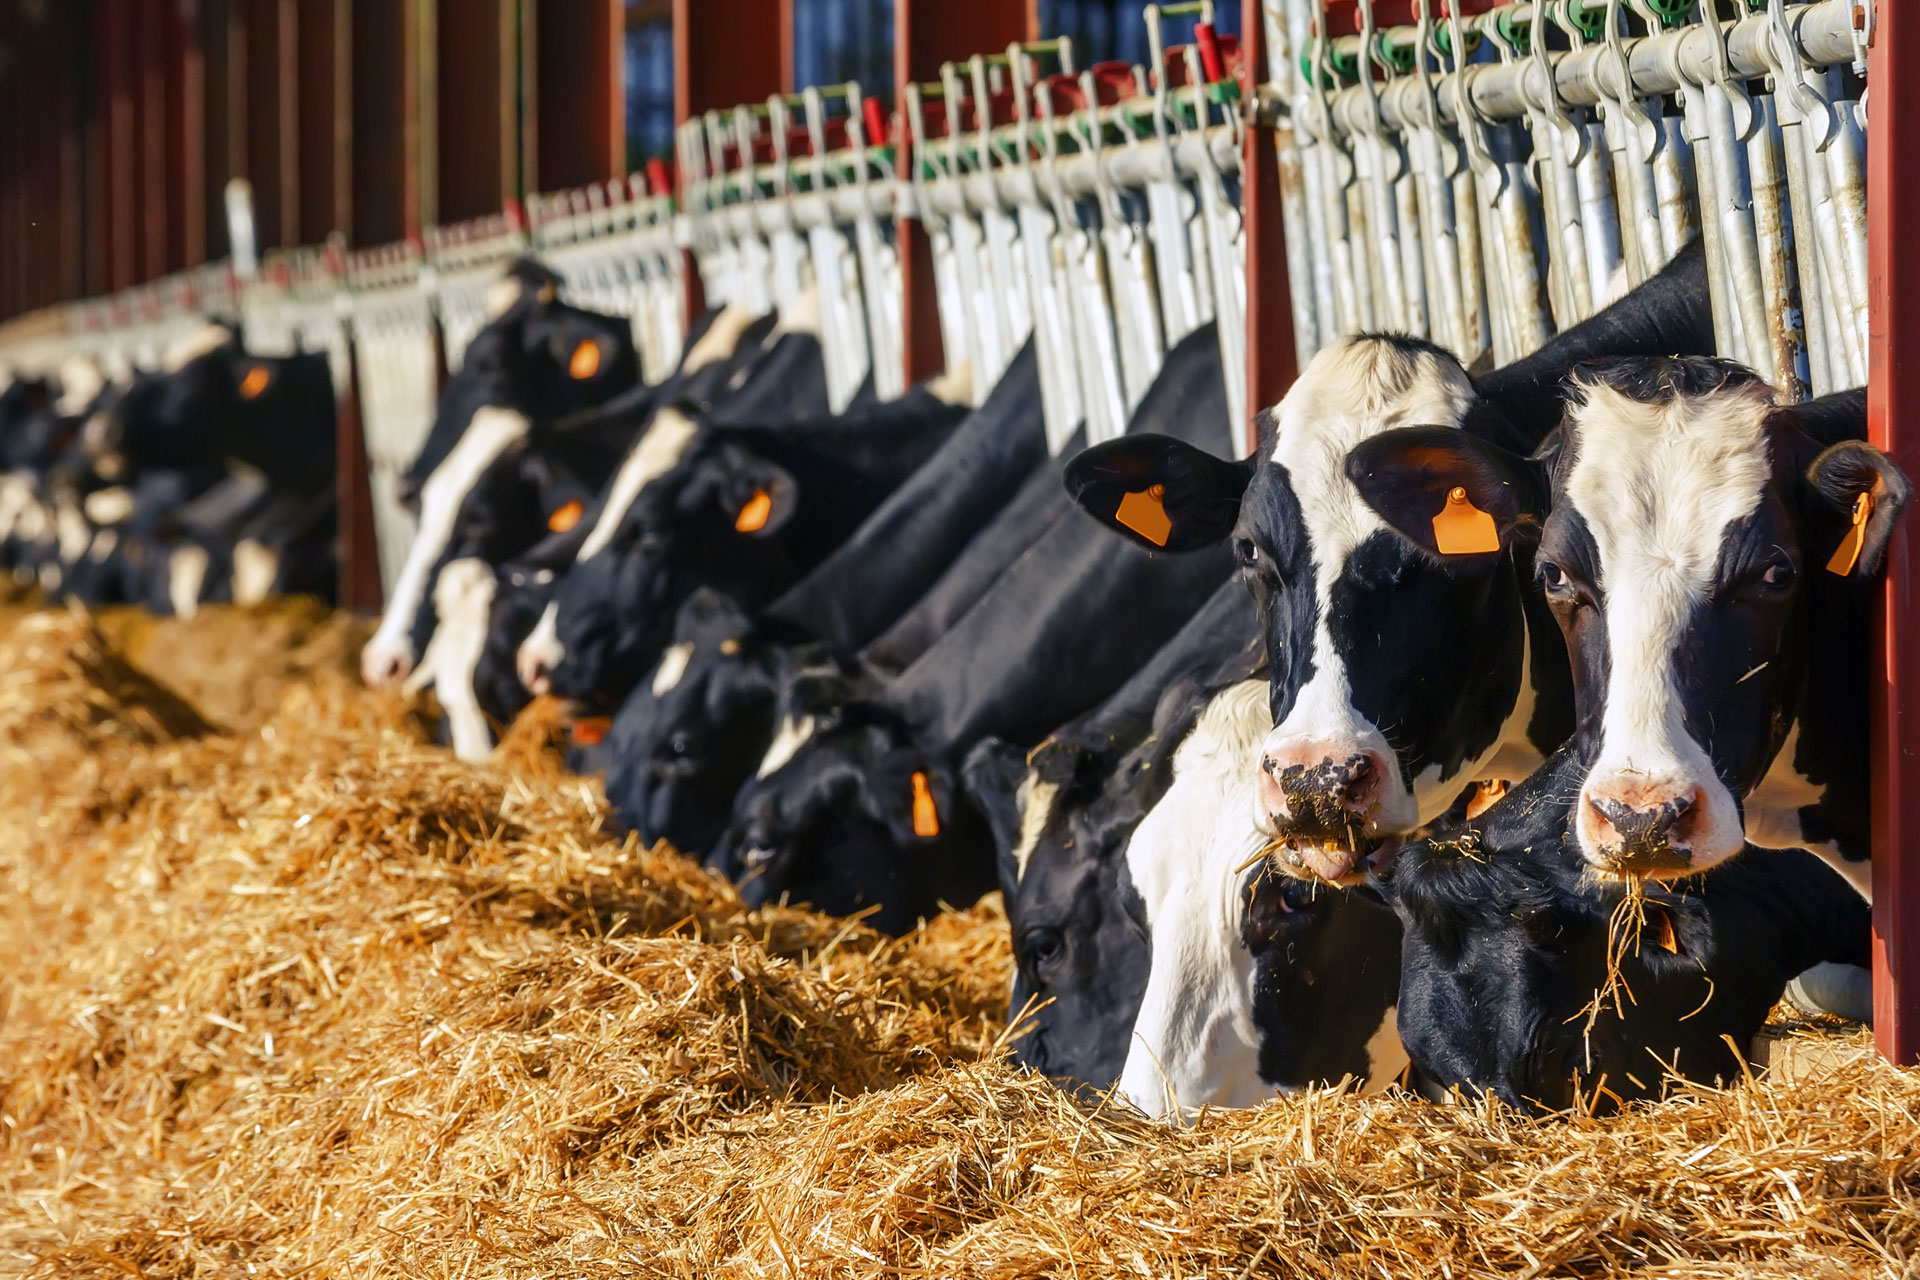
[532,0,624,191]
[169,0,207,270]
[673,0,782,124]
[242,0,299,250]
[435,0,517,222]
[1241,0,1296,445]
[297,0,352,243]
[895,0,1034,384]
[101,0,137,291]
[350,0,423,243]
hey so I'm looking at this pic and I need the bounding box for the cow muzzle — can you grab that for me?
[1577,769,1731,879]
[360,635,415,689]
[1254,745,1400,884]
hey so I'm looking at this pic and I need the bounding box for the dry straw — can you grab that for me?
[0,607,1913,1278]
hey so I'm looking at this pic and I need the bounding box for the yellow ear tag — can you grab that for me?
[569,339,602,380]
[1116,483,1172,547]
[735,488,773,533]
[239,365,270,399]
[1826,492,1873,576]
[547,499,584,533]
[1432,486,1500,555]
[911,770,941,838]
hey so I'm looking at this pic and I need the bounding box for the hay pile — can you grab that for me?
[0,609,1915,1278]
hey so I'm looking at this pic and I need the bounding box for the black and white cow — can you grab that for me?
[705,326,1236,933]
[598,345,1050,852]
[1379,743,1870,1112]
[1063,242,1715,885]
[1347,365,1902,902]
[962,579,1260,1090]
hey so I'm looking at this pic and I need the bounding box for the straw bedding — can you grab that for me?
[0,607,1914,1278]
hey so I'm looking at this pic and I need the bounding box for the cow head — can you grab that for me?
[91,323,241,478]
[1069,336,1539,885]
[603,588,793,856]
[964,735,1153,1091]
[533,415,801,708]
[1353,358,1907,880]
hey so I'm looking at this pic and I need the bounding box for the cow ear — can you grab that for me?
[1063,434,1253,553]
[962,737,1028,878]
[1805,441,1912,579]
[722,460,798,537]
[1345,426,1545,561]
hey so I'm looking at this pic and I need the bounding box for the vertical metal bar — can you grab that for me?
[1247,0,1301,434]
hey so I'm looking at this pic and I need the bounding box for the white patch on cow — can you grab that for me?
[757,714,817,779]
[88,528,118,561]
[168,545,210,619]
[54,499,91,564]
[83,486,135,526]
[55,355,106,416]
[483,275,524,320]
[575,405,699,563]
[160,323,234,373]
[361,405,529,688]
[1121,681,1275,1121]
[772,285,822,339]
[232,539,280,607]
[406,558,498,763]
[0,472,37,543]
[1254,338,1479,837]
[1745,724,1867,900]
[1010,774,1062,882]
[680,306,761,375]
[38,562,60,592]
[516,602,564,694]
[1359,1005,1409,1095]
[926,360,974,407]
[1564,377,1773,874]
[533,568,553,585]
[651,641,695,696]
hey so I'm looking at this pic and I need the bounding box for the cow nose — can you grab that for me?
[1587,791,1701,871]
[1258,750,1379,827]
[517,649,551,695]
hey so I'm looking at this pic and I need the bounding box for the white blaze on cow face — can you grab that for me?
[1252,338,1479,860]
[361,405,530,689]
[1009,773,1062,882]
[516,602,564,695]
[168,545,210,619]
[680,306,762,376]
[1562,380,1771,878]
[55,355,106,416]
[54,498,91,564]
[159,323,234,373]
[926,359,974,407]
[756,714,817,780]
[651,641,696,697]
[406,558,498,763]
[574,406,700,564]
[772,284,822,339]
[231,539,280,607]
[482,275,524,321]
[1121,681,1274,1121]
[83,486,135,526]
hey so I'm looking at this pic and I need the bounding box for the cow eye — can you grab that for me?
[1276,876,1321,914]
[1233,536,1259,567]
[1760,560,1797,591]
[669,734,692,756]
[1539,561,1573,598]
[1020,927,1066,968]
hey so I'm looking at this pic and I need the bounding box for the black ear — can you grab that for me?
[1344,426,1546,561]
[1806,440,1912,579]
[1063,434,1253,553]
[962,737,1029,873]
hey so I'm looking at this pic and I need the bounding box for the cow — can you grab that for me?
[1378,743,1870,1113]
[1062,241,1715,886]
[525,383,973,710]
[597,345,1050,852]
[1345,367,1900,897]
[705,325,1236,933]
[962,579,1260,1090]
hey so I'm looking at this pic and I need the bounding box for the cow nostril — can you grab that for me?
[1261,755,1278,776]
[1344,753,1372,781]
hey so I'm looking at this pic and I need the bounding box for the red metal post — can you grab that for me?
[895,0,1035,385]
[1870,0,1920,1065]
[1242,0,1298,449]
[531,0,625,192]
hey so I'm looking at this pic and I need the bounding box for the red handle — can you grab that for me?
[1194,22,1225,83]
[644,159,671,197]
[863,97,889,148]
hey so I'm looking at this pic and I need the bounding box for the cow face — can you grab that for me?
[92,324,239,478]
[603,588,789,856]
[1069,336,1537,885]
[966,736,1152,1091]
[1541,362,1904,879]
[535,417,800,708]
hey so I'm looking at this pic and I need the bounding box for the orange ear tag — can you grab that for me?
[1431,486,1500,555]
[569,339,602,380]
[1826,492,1873,576]
[239,365,271,399]
[547,499,584,533]
[1651,907,1680,956]
[735,487,773,533]
[1116,484,1172,546]
[1464,778,1510,821]
[911,770,941,838]
[571,715,612,746]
